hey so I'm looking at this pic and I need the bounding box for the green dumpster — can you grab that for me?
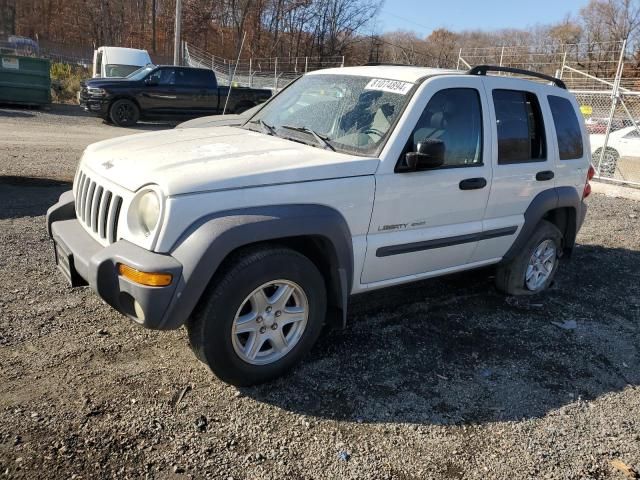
[0,55,51,106]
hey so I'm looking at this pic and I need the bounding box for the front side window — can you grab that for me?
[548,95,584,160]
[404,88,483,168]
[245,74,415,156]
[624,128,640,139]
[493,90,546,164]
[148,68,176,85]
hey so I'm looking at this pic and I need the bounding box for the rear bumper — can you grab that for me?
[46,191,184,330]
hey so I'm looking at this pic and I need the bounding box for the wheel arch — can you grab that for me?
[502,187,583,263]
[108,95,141,114]
[161,204,353,330]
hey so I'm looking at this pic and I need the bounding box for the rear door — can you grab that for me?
[471,78,558,262]
[180,68,219,115]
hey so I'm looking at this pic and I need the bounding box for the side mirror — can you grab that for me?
[405,139,445,170]
[144,78,157,86]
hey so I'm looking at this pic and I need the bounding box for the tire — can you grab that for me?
[593,147,619,178]
[109,99,140,127]
[495,220,563,296]
[187,246,327,386]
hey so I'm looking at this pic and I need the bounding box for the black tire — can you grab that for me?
[187,246,327,386]
[495,220,563,296]
[233,101,255,114]
[109,99,139,127]
[593,147,619,177]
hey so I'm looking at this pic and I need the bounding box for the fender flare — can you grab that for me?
[159,204,354,329]
[502,186,583,263]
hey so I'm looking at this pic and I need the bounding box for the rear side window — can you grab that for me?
[493,90,546,164]
[548,95,584,160]
[183,69,214,86]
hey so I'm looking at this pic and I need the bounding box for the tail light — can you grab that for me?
[583,164,595,198]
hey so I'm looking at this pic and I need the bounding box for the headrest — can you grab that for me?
[430,111,446,129]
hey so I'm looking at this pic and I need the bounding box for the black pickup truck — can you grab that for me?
[79,65,272,126]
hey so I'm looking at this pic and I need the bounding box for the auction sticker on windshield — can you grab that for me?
[365,79,413,95]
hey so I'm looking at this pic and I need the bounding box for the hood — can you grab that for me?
[82,78,139,88]
[82,126,379,196]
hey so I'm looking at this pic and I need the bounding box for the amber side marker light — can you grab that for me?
[118,263,172,287]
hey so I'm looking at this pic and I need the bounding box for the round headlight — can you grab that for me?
[137,191,160,236]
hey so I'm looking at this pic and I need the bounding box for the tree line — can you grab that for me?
[2,0,640,73]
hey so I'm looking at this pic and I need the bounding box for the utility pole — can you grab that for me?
[173,0,182,65]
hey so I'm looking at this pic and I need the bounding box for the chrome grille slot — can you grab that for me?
[91,186,103,232]
[84,181,96,225]
[106,195,122,243]
[73,169,123,244]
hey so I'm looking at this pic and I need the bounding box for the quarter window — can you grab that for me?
[548,95,584,160]
[406,88,483,168]
[493,90,546,164]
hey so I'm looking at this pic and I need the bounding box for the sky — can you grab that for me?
[378,0,590,35]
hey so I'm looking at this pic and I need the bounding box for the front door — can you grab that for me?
[139,67,180,115]
[362,77,493,286]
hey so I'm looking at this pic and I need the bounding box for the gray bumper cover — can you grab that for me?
[47,191,184,330]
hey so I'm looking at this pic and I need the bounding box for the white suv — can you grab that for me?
[47,65,593,385]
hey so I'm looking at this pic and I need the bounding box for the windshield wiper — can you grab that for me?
[248,119,276,136]
[280,125,335,151]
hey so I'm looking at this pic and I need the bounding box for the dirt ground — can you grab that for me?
[1,105,640,479]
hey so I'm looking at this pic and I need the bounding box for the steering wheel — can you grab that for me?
[363,127,385,141]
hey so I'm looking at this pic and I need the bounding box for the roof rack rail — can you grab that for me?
[363,62,413,67]
[467,65,567,90]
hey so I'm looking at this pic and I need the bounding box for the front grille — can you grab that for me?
[75,170,122,243]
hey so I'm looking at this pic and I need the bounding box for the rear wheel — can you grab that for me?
[187,247,327,385]
[495,220,562,295]
[593,147,619,177]
[109,99,139,127]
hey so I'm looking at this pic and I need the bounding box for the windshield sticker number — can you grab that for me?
[365,79,413,95]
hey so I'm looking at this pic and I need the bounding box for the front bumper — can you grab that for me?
[79,92,109,116]
[46,191,184,330]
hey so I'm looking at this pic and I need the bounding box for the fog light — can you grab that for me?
[133,300,146,323]
[118,263,172,287]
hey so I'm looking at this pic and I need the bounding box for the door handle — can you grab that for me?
[459,177,487,190]
[536,170,555,181]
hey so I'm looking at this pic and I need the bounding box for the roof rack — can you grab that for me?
[467,65,567,90]
[363,62,413,67]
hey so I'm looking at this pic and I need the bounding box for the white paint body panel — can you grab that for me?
[591,126,640,158]
[82,126,379,196]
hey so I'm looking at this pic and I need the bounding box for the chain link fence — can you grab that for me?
[184,42,344,92]
[459,41,640,187]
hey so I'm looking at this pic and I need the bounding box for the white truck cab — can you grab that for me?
[92,46,152,78]
[47,65,594,385]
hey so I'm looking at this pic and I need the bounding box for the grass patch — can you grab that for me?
[50,62,90,104]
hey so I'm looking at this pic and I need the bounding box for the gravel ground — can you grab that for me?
[0,104,169,182]
[1,106,640,479]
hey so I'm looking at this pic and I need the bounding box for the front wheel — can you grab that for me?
[495,220,562,295]
[109,99,140,127]
[187,247,327,385]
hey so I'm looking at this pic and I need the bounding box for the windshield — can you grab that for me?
[245,74,415,156]
[105,64,146,77]
[126,65,156,81]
